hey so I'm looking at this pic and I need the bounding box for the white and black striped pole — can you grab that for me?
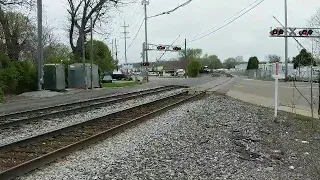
[274,61,279,117]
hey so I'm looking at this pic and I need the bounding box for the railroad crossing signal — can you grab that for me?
[298,29,313,36]
[141,62,150,66]
[173,47,182,51]
[157,46,166,50]
[269,27,320,38]
[270,28,284,36]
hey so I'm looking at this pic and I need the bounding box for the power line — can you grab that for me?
[188,0,265,43]
[191,0,262,40]
[148,0,192,19]
[126,19,144,50]
[121,21,130,63]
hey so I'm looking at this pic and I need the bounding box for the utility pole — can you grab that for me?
[121,21,130,63]
[37,0,43,91]
[111,39,114,59]
[142,0,149,82]
[142,42,145,63]
[90,17,94,90]
[284,0,288,80]
[184,39,187,60]
[184,38,187,78]
[115,38,118,68]
[82,31,87,90]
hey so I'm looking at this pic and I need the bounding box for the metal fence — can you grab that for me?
[231,69,320,82]
[230,69,274,81]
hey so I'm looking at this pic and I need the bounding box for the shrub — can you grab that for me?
[0,54,10,68]
[0,65,19,93]
[11,61,37,93]
[187,58,201,77]
[0,87,4,103]
[0,60,37,94]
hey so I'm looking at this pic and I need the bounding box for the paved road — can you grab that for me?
[229,78,319,112]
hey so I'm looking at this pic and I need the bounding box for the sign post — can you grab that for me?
[275,61,279,117]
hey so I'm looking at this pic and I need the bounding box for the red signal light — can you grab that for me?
[299,30,309,36]
[273,29,278,35]
[157,46,165,50]
[303,30,307,35]
[270,29,279,36]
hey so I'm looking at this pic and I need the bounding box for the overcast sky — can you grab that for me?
[42,0,320,64]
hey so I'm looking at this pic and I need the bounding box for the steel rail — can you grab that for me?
[0,85,186,128]
[0,91,205,179]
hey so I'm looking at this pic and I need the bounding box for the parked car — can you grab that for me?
[102,75,112,83]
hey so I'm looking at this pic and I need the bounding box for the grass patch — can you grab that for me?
[286,112,320,132]
[102,81,142,88]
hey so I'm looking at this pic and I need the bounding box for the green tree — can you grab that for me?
[224,58,238,69]
[84,40,116,72]
[292,49,315,69]
[179,48,202,60]
[187,58,201,77]
[45,43,71,64]
[247,56,259,70]
[202,54,222,69]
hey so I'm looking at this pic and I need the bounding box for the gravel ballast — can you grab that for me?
[16,95,320,180]
[0,88,186,146]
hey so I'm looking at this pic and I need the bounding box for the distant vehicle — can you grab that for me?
[199,66,210,74]
[148,72,158,76]
[112,70,126,80]
[176,69,185,77]
[102,75,112,83]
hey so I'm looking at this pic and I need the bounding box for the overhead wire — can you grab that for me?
[126,18,144,50]
[188,0,265,43]
[148,0,192,19]
[191,0,263,41]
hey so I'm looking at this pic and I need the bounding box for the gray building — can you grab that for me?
[43,64,65,91]
[68,63,99,89]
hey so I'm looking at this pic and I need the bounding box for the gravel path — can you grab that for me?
[0,88,185,146]
[16,95,320,180]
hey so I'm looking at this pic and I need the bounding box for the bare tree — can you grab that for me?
[21,23,59,62]
[235,56,243,63]
[0,11,35,61]
[309,8,320,55]
[67,0,121,59]
[266,54,281,63]
[0,0,34,61]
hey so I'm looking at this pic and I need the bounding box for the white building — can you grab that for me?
[258,62,294,79]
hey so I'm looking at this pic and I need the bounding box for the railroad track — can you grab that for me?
[0,90,205,179]
[0,85,185,129]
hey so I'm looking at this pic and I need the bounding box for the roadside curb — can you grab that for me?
[226,90,319,119]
